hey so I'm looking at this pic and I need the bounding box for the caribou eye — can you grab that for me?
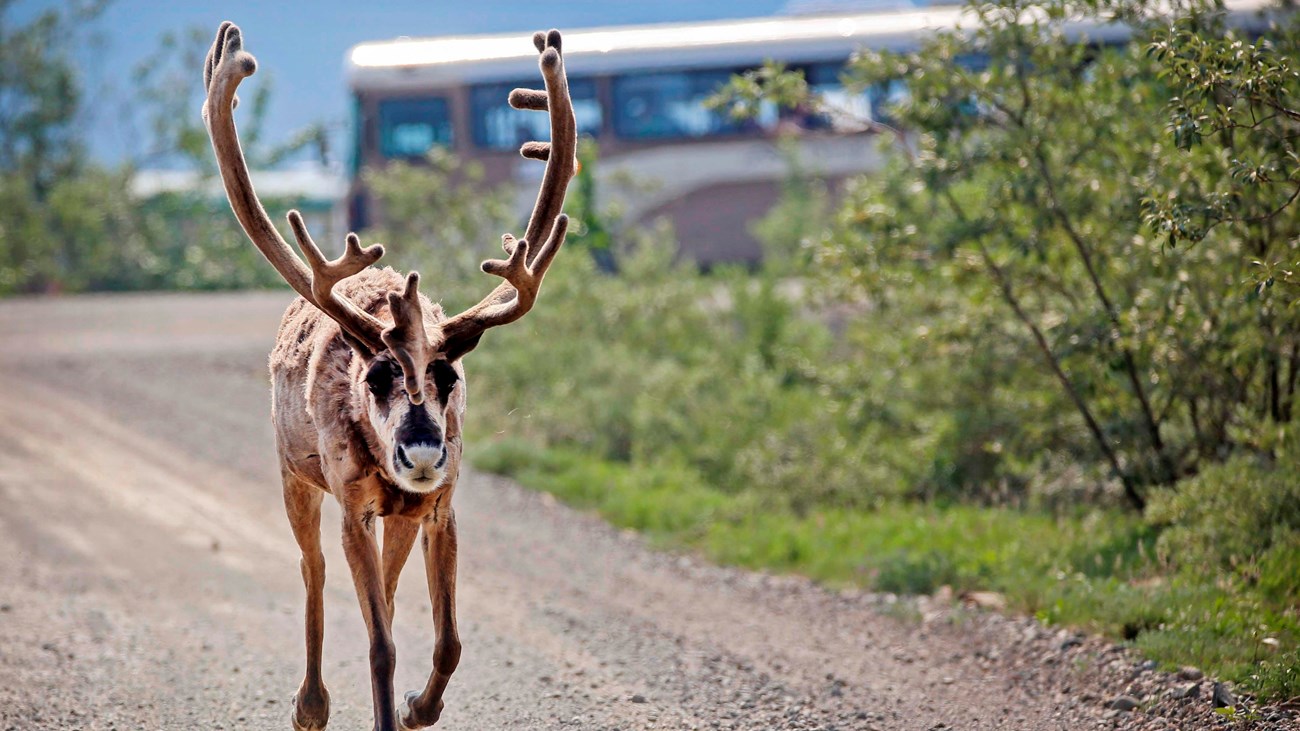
[430,360,459,402]
[365,360,397,399]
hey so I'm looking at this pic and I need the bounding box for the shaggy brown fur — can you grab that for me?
[201,21,576,731]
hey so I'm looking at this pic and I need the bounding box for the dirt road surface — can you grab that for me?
[0,292,1278,730]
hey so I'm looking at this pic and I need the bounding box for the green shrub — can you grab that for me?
[1147,448,1300,591]
[874,550,960,595]
[466,236,926,510]
[1251,648,1300,704]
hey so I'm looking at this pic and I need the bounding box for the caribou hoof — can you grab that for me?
[290,686,330,731]
[398,690,444,729]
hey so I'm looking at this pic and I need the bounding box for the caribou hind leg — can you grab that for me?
[283,474,331,731]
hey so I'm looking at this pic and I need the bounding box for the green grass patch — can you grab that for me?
[470,436,1300,703]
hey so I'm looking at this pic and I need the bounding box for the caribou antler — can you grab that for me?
[436,29,578,362]
[202,22,389,355]
[204,23,575,401]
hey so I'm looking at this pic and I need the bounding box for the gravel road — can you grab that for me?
[0,292,1289,730]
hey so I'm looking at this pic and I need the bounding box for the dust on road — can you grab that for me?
[0,292,1265,730]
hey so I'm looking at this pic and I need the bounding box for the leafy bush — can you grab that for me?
[1252,648,1300,705]
[467,240,893,510]
[458,0,1300,698]
[713,0,1300,512]
[0,167,290,294]
[361,148,513,304]
[1147,447,1300,603]
[874,550,961,595]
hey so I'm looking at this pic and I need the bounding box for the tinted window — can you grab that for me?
[612,69,771,140]
[867,80,909,124]
[804,62,888,128]
[378,97,453,158]
[955,53,990,72]
[798,61,918,127]
[471,78,602,149]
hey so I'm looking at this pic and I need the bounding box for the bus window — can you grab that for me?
[378,96,453,158]
[612,69,773,140]
[801,62,870,130]
[955,53,990,72]
[868,79,909,124]
[470,78,602,150]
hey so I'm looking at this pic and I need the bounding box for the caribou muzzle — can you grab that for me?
[394,408,447,490]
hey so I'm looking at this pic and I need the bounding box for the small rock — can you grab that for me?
[1211,681,1236,709]
[1059,636,1083,651]
[630,694,647,704]
[1108,694,1141,712]
[1138,659,1157,672]
[960,591,1007,611]
[1169,683,1200,700]
[0,603,11,612]
[1177,666,1203,681]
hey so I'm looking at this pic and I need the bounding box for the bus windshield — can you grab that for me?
[378,96,453,158]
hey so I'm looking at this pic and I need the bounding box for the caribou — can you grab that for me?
[201,21,576,731]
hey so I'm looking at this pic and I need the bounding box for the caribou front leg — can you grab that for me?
[341,501,400,731]
[398,509,461,729]
[382,515,421,626]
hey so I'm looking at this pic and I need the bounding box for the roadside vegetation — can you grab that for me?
[4,0,1298,705]
[462,241,1300,703]
[458,0,1300,702]
[0,5,323,294]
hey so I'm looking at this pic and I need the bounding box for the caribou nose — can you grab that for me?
[395,441,445,473]
[395,444,415,470]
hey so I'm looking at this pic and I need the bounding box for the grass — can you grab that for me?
[470,436,1300,703]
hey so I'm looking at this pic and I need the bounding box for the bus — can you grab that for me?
[343,1,1273,265]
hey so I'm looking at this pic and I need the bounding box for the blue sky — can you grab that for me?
[20,0,805,165]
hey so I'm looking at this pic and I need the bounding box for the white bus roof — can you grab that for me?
[345,0,1276,93]
[346,6,967,92]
